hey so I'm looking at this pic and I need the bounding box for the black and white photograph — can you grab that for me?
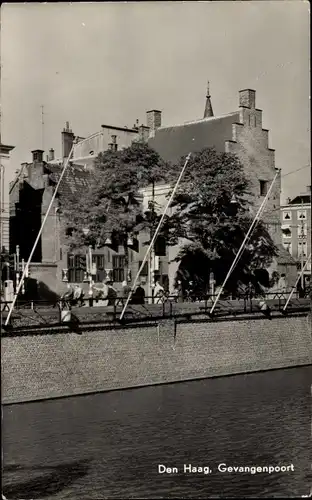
[0,1,311,498]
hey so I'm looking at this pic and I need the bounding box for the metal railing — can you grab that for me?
[1,288,311,312]
[1,289,311,331]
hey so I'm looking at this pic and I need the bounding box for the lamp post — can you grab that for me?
[300,199,305,290]
[82,227,93,297]
[146,183,157,304]
[0,164,5,252]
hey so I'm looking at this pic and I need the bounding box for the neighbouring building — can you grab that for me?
[0,140,15,253]
[9,147,169,298]
[281,187,311,283]
[47,120,148,168]
[9,85,297,296]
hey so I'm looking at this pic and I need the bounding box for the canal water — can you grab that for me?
[2,366,312,499]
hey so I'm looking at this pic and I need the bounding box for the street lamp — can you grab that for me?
[82,227,93,297]
[0,164,5,251]
[104,235,112,245]
[127,235,133,246]
[230,194,238,205]
[145,190,157,303]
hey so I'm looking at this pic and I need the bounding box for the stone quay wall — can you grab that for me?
[2,314,312,404]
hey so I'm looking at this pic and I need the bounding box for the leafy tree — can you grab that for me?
[162,147,278,297]
[62,142,168,277]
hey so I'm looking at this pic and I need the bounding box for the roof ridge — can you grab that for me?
[157,111,239,130]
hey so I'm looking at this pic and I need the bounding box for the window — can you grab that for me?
[259,180,268,196]
[282,226,291,238]
[112,255,125,282]
[154,236,167,256]
[298,241,307,258]
[283,242,292,255]
[93,254,105,282]
[297,210,307,220]
[67,254,86,283]
[139,261,149,276]
[297,223,308,239]
[282,211,292,221]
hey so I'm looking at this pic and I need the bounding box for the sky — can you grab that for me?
[1,1,310,203]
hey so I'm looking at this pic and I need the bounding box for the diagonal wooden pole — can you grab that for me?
[210,170,280,316]
[283,252,311,312]
[119,153,192,321]
[5,145,76,326]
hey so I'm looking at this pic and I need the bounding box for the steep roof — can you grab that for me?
[44,163,94,198]
[148,112,239,164]
[288,193,311,205]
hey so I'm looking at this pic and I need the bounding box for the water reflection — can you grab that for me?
[3,460,91,499]
[3,366,312,498]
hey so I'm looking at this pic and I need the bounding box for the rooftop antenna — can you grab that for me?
[40,105,44,150]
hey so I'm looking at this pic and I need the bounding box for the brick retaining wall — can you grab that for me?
[2,315,312,404]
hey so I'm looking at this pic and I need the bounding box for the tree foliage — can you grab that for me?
[62,141,278,295]
[61,142,168,269]
[162,148,278,295]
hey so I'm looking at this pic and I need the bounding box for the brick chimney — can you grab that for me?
[239,89,256,109]
[48,148,55,161]
[62,121,74,158]
[31,149,44,163]
[146,110,162,138]
[29,150,45,187]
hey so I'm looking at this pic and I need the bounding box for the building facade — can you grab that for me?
[281,188,311,280]
[9,148,169,298]
[9,86,298,297]
[0,141,15,252]
[148,88,297,287]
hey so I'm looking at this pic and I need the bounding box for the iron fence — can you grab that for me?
[1,289,311,312]
[1,289,311,331]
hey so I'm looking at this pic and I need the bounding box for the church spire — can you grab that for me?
[204,80,214,118]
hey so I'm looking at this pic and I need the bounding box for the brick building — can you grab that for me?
[9,86,297,297]
[59,86,286,251]
[147,87,297,287]
[9,147,169,298]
